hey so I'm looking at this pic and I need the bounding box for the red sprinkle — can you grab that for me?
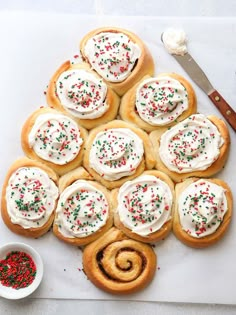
[0,251,37,289]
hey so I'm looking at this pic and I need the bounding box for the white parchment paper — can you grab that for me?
[0,11,235,304]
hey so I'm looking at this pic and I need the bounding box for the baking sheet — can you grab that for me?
[0,11,235,304]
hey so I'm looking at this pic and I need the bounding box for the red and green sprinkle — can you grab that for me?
[0,251,36,289]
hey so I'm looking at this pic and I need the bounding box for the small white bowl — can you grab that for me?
[0,242,43,299]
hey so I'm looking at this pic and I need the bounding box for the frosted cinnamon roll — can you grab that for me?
[83,227,157,294]
[46,61,120,129]
[120,73,197,132]
[113,170,174,243]
[53,167,113,246]
[150,114,230,182]
[1,157,59,238]
[83,120,156,189]
[174,178,233,248]
[80,27,155,96]
[21,107,87,175]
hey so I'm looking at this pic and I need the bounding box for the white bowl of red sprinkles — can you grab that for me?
[0,242,43,299]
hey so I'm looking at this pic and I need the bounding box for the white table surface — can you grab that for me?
[1,1,236,314]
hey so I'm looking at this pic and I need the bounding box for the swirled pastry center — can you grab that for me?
[6,167,58,229]
[159,114,224,173]
[100,241,146,281]
[178,179,227,238]
[55,180,109,238]
[84,32,141,82]
[89,128,144,181]
[117,175,173,236]
[28,113,83,165]
[136,76,188,126]
[56,69,109,119]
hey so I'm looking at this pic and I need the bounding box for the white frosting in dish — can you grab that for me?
[136,76,188,126]
[55,180,109,238]
[159,114,224,173]
[28,113,83,165]
[178,179,228,238]
[89,128,144,181]
[6,167,58,229]
[56,69,109,119]
[162,28,187,56]
[83,32,141,82]
[117,175,173,236]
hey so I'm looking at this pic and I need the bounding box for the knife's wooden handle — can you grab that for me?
[208,90,236,132]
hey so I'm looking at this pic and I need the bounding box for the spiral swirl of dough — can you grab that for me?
[83,227,157,294]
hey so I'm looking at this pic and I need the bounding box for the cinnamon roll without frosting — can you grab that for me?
[83,227,157,294]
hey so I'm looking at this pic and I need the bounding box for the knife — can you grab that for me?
[170,52,236,132]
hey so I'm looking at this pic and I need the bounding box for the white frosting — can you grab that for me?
[89,128,144,181]
[162,28,187,56]
[178,179,228,238]
[84,32,141,82]
[136,76,188,126]
[56,69,109,119]
[6,167,58,229]
[117,175,173,236]
[55,180,109,238]
[159,114,224,173]
[28,113,83,165]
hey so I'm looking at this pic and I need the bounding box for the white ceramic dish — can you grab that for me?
[0,243,43,299]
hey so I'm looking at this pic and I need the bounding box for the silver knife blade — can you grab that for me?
[174,53,215,95]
